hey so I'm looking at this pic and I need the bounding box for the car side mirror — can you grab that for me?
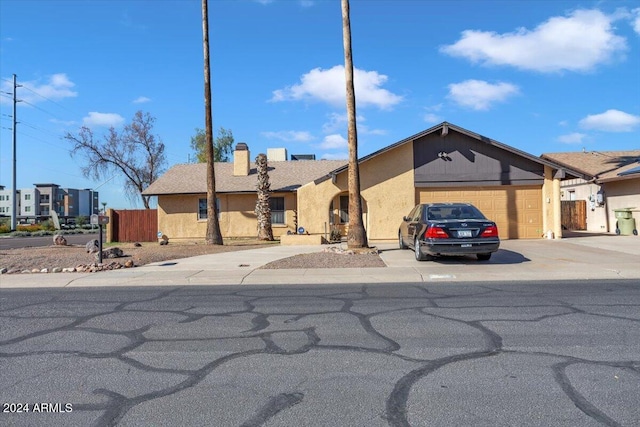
[403,216,410,222]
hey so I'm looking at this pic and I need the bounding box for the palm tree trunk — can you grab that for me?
[341,0,368,249]
[202,0,223,245]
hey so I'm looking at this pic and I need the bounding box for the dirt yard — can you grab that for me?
[0,239,385,273]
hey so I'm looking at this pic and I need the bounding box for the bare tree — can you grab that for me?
[202,0,223,245]
[255,153,274,241]
[64,110,165,209]
[341,0,368,248]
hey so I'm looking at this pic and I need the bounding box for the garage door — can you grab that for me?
[416,186,543,239]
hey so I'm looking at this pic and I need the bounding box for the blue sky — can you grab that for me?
[1,0,639,210]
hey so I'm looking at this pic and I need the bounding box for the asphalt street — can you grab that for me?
[1,280,639,427]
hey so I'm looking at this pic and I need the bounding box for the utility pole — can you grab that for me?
[11,74,21,231]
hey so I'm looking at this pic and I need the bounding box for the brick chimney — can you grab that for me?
[233,143,250,176]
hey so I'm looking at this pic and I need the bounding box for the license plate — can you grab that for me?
[461,244,472,248]
[458,230,472,238]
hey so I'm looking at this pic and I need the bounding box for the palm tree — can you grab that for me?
[341,0,368,248]
[202,0,223,245]
[255,153,274,241]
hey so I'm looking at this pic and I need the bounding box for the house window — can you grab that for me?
[0,195,4,201]
[339,195,349,223]
[198,198,220,220]
[270,197,285,224]
[568,190,576,201]
[25,194,31,200]
[25,206,31,212]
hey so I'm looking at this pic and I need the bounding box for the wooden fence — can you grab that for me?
[109,209,158,242]
[561,200,587,230]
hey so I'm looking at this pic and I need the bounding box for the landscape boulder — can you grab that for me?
[86,239,100,254]
[53,234,67,246]
[95,247,124,260]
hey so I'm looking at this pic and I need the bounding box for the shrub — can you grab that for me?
[329,226,342,243]
[17,224,41,232]
[76,216,88,227]
[40,220,55,231]
[0,224,10,234]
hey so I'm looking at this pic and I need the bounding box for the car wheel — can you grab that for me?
[399,232,407,249]
[414,236,426,261]
[477,253,492,261]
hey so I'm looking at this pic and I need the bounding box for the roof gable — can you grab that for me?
[317,122,587,183]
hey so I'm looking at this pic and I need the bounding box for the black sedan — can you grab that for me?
[399,203,500,261]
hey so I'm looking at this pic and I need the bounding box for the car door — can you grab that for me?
[407,205,423,244]
[400,206,418,245]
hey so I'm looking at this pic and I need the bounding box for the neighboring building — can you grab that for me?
[0,187,19,217]
[0,183,99,223]
[541,150,640,233]
[143,122,586,241]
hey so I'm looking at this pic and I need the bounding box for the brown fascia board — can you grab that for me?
[315,122,589,184]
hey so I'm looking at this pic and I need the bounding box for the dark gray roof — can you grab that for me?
[142,160,347,196]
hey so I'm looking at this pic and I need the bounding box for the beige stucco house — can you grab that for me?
[143,122,585,242]
[541,150,640,233]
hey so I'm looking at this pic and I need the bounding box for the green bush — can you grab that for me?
[0,224,10,234]
[76,216,88,227]
[40,220,55,231]
[17,224,41,232]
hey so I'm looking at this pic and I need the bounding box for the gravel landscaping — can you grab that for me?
[0,240,386,274]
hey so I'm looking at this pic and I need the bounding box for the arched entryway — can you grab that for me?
[326,192,368,241]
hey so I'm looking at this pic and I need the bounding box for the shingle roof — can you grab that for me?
[142,160,347,196]
[541,150,640,182]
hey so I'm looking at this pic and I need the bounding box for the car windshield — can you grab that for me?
[427,205,485,220]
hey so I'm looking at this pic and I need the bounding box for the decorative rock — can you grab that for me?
[159,240,168,246]
[95,247,124,260]
[21,270,31,274]
[31,268,40,273]
[133,242,142,247]
[0,267,7,274]
[52,267,62,273]
[40,268,49,273]
[86,239,100,254]
[53,234,67,246]
[124,260,134,268]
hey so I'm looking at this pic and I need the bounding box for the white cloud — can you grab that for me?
[133,96,151,104]
[322,112,348,133]
[579,109,640,132]
[441,9,627,72]
[318,134,348,150]
[424,113,443,124]
[557,133,587,144]
[83,112,125,128]
[271,65,402,109]
[299,0,315,7]
[632,8,640,35]
[1,73,77,105]
[254,0,274,4]
[558,120,569,127]
[261,130,314,142]
[447,80,519,111]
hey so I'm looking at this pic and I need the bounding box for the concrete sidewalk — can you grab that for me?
[1,234,639,288]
